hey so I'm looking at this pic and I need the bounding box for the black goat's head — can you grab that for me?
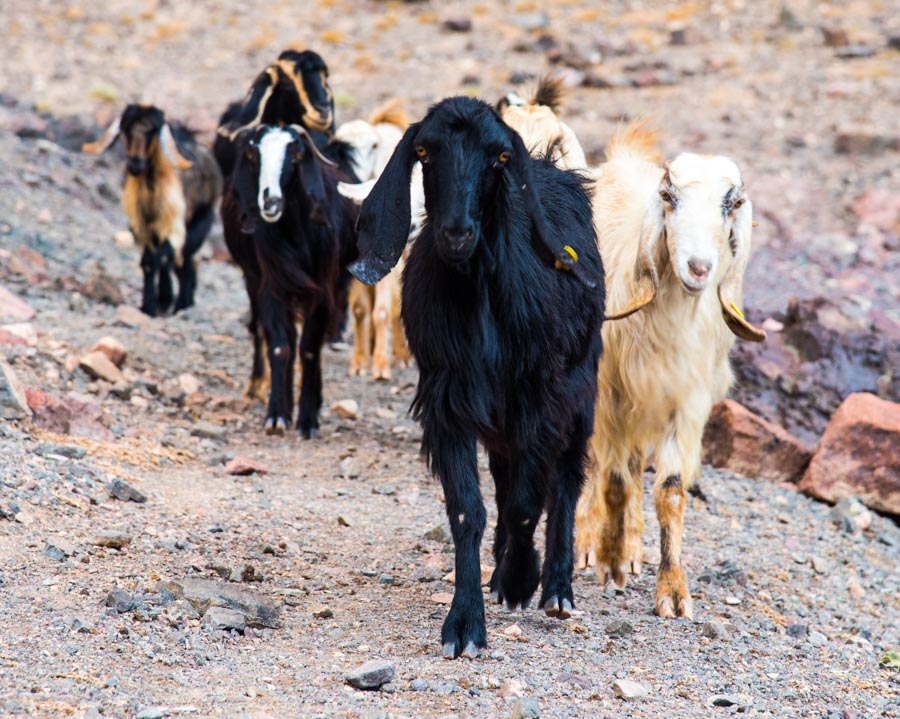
[83,103,192,175]
[350,96,588,286]
[276,49,335,134]
[231,124,337,233]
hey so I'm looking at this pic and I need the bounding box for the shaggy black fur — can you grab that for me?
[350,96,605,658]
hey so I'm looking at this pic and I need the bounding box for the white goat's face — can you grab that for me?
[256,128,296,223]
[334,120,380,181]
[661,153,745,295]
[501,105,565,161]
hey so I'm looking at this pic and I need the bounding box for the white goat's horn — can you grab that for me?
[159,124,193,170]
[289,124,338,168]
[82,115,121,155]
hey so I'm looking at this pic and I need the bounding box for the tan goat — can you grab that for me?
[575,124,765,619]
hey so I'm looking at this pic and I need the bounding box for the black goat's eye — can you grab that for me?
[295,151,304,161]
[497,151,510,165]
[415,146,427,160]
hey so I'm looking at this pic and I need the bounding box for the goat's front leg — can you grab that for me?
[243,272,268,403]
[157,240,175,314]
[541,413,592,619]
[296,301,328,438]
[139,245,159,317]
[348,281,371,376]
[260,288,293,436]
[652,417,703,620]
[487,451,510,605]
[174,257,197,312]
[371,277,393,381]
[431,433,486,659]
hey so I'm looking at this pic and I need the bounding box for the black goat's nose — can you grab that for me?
[441,227,474,252]
[263,196,283,215]
[688,257,712,280]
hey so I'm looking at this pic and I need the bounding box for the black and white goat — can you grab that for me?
[350,97,604,659]
[221,124,358,437]
[83,104,222,316]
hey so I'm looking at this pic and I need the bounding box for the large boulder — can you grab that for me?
[703,400,812,483]
[799,393,899,515]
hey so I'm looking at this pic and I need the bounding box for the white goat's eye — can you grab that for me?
[659,189,676,206]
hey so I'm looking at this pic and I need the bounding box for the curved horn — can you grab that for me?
[717,194,766,342]
[82,115,121,154]
[605,191,664,321]
[289,124,338,168]
[159,124,193,170]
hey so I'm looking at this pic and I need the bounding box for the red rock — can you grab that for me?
[91,336,127,368]
[0,323,37,346]
[0,328,29,346]
[799,393,899,515]
[80,261,123,306]
[25,387,114,440]
[851,189,900,234]
[0,285,36,322]
[225,457,269,476]
[0,360,31,420]
[703,399,813,483]
[79,351,125,384]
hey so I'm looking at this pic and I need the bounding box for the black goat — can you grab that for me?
[214,49,335,179]
[221,124,358,437]
[350,97,605,659]
[83,104,222,316]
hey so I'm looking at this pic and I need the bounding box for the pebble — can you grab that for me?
[724,596,741,606]
[136,708,167,719]
[509,697,540,719]
[786,623,808,638]
[378,573,395,585]
[191,421,226,441]
[178,373,201,395]
[92,530,133,549]
[500,678,526,698]
[809,631,828,646]
[412,565,444,582]
[225,457,269,476]
[810,555,830,574]
[45,536,77,559]
[605,620,634,637]
[331,399,359,420]
[0,360,31,420]
[105,588,135,614]
[339,457,361,478]
[312,605,333,619]
[202,606,246,633]
[424,525,448,543]
[613,679,650,701]
[91,336,127,368]
[430,592,453,605]
[708,694,753,708]
[443,17,473,32]
[79,351,125,384]
[701,621,732,640]
[503,624,522,638]
[108,478,147,503]
[345,659,396,690]
[114,305,152,328]
[410,678,431,691]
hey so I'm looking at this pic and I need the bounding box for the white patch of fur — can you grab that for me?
[258,128,292,221]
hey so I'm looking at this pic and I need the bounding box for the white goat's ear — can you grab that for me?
[82,116,121,154]
[159,124,193,170]
[606,192,664,321]
[718,195,766,342]
[337,179,376,204]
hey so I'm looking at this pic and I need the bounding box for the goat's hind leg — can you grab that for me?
[157,241,175,314]
[176,206,214,311]
[296,301,328,438]
[260,288,293,436]
[432,434,486,659]
[139,245,159,317]
[487,451,510,606]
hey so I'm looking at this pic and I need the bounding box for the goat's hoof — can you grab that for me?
[265,417,287,436]
[506,598,530,612]
[372,364,392,382]
[656,567,693,619]
[460,642,481,659]
[442,642,457,659]
[299,426,319,440]
[542,596,573,619]
[489,590,503,605]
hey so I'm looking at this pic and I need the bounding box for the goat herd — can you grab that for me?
[82,49,766,659]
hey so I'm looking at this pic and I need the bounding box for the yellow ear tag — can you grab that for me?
[730,302,744,319]
[554,245,579,270]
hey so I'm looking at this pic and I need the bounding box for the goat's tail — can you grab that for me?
[368,98,410,130]
[605,117,662,164]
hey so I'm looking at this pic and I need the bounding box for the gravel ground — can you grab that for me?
[1,1,899,717]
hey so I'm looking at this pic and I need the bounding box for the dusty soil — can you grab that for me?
[1,1,898,717]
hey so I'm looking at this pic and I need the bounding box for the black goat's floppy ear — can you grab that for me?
[349,122,418,285]
[506,130,598,289]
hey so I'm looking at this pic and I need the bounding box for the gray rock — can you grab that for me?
[379,574,395,585]
[424,525,448,543]
[613,679,650,700]
[34,442,86,459]
[136,708,168,719]
[787,623,808,638]
[108,478,147,503]
[163,599,200,626]
[510,697,540,718]
[708,694,753,708]
[339,457,361,478]
[701,621,733,640]
[0,360,31,420]
[345,659,396,690]
[412,565,444,582]
[809,631,828,646]
[174,578,281,628]
[410,678,430,691]
[92,530,132,549]
[202,606,247,633]
[605,620,634,637]
[190,421,226,441]
[45,536,77,559]
[105,588,135,614]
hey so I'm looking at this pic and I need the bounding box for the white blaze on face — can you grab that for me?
[257,128,293,222]
[665,153,743,294]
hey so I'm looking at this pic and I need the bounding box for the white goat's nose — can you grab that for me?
[687,257,712,281]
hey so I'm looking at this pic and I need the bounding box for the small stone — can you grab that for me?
[202,606,246,633]
[339,457,361,478]
[45,536,77,559]
[430,592,453,605]
[92,530,132,549]
[178,373,201,395]
[786,623,808,638]
[312,605,333,619]
[443,16,472,32]
[91,337,127,368]
[509,697,540,719]
[105,588,135,613]
[378,573,395,585]
[424,525,448,543]
[135,708,167,719]
[500,678,526,698]
[412,565,444,582]
[810,555,830,574]
[191,421,226,441]
[0,360,31,420]
[724,596,741,606]
[337,515,351,527]
[108,478,147,503]
[113,230,134,248]
[79,351,125,384]
[701,621,732,640]
[0,285,36,322]
[821,27,849,47]
[503,623,522,638]
[605,620,634,637]
[175,577,281,628]
[708,694,752,708]
[345,659,396,690]
[80,261,123,306]
[331,399,359,420]
[410,678,430,691]
[374,407,397,420]
[224,456,268,476]
[809,631,828,646]
[114,305,152,328]
[613,679,650,701]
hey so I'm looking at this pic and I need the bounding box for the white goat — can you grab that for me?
[335,100,417,379]
[574,123,765,620]
[498,77,587,170]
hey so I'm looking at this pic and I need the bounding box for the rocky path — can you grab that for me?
[1,1,898,716]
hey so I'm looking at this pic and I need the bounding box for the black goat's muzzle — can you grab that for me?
[126,156,147,176]
[437,226,477,264]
